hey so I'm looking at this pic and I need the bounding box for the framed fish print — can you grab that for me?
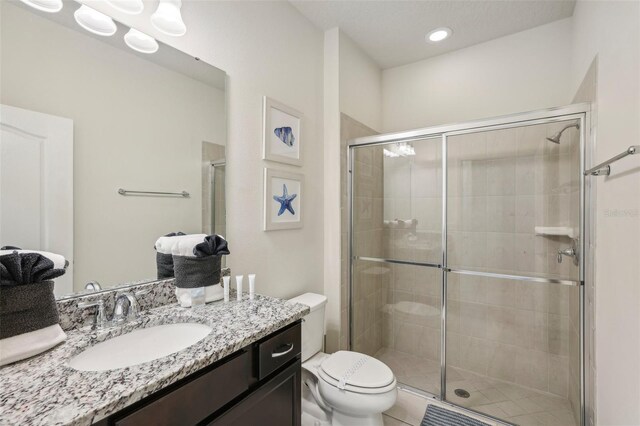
[264,168,303,231]
[263,96,302,166]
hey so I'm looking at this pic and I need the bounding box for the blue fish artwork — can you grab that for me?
[273,184,297,216]
[274,126,295,147]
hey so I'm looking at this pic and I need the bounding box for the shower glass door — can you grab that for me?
[349,106,588,426]
[350,137,443,395]
[444,120,582,425]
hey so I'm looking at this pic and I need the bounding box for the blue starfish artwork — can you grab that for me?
[273,184,297,216]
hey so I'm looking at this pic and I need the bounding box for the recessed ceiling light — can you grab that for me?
[74,5,117,36]
[426,27,452,43]
[151,0,187,37]
[124,28,159,54]
[105,0,144,15]
[19,0,63,13]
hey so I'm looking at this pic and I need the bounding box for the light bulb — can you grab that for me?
[19,0,63,13]
[105,0,144,15]
[74,5,117,36]
[426,27,452,43]
[124,28,159,54]
[151,0,186,37]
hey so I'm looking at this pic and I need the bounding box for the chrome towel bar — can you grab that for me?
[117,188,190,197]
[585,145,639,176]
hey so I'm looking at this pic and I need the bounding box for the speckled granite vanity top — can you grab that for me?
[0,294,309,426]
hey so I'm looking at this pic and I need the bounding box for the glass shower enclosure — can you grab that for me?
[348,104,589,426]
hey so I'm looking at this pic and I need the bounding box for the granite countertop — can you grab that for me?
[0,294,309,426]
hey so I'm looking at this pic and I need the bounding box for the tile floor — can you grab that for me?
[378,347,578,426]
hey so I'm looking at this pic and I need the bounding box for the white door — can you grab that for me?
[0,104,74,296]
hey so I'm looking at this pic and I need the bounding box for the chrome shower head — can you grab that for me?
[546,123,580,144]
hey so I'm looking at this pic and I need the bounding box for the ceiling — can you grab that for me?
[290,0,576,69]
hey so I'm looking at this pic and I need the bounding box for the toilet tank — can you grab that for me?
[288,293,327,362]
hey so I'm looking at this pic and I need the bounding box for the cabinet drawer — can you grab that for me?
[114,350,250,426]
[258,322,301,380]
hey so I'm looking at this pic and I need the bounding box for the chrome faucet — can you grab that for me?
[557,238,579,266]
[77,289,148,329]
[112,292,140,324]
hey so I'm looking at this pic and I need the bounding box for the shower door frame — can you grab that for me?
[347,103,591,426]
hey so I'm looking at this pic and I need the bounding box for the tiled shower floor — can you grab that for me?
[376,347,578,426]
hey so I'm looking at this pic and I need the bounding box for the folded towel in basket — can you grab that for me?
[0,252,66,285]
[0,323,66,366]
[193,235,230,257]
[154,233,206,279]
[0,248,67,271]
[154,233,206,254]
[0,252,67,366]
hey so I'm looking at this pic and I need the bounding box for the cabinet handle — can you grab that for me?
[271,343,294,358]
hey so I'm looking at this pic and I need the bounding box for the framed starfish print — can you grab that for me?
[263,96,302,166]
[264,168,303,231]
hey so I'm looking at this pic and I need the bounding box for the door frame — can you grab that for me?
[0,104,74,295]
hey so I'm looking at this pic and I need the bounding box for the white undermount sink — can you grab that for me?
[68,323,212,372]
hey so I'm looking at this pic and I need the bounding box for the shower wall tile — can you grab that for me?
[515,348,549,391]
[458,335,491,375]
[486,196,516,232]
[487,343,517,382]
[486,128,518,158]
[549,355,570,397]
[340,114,381,353]
[486,158,516,196]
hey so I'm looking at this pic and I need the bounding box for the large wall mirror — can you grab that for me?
[0,0,227,296]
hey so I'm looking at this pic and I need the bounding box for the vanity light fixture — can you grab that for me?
[19,0,63,13]
[105,0,144,15]
[151,0,186,37]
[124,28,159,54]
[426,27,452,43]
[74,4,117,36]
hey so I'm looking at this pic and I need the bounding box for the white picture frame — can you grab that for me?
[262,96,302,166]
[264,168,303,231]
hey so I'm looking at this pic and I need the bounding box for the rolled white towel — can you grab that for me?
[155,234,206,255]
[171,235,207,257]
[0,249,67,270]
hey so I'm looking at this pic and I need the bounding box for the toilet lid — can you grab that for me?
[319,351,395,391]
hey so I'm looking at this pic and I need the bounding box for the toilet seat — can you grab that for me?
[317,351,396,395]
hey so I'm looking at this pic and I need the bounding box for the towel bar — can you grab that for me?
[585,145,639,176]
[117,188,190,197]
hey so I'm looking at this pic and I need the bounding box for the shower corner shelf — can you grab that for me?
[535,226,576,239]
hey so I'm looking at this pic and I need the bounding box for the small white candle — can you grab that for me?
[235,275,243,301]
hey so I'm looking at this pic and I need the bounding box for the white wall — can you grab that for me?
[382,18,573,132]
[78,0,325,299]
[339,31,382,132]
[1,3,224,291]
[570,1,640,424]
[323,28,341,352]
[322,28,382,351]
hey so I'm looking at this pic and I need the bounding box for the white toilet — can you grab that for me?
[289,293,397,426]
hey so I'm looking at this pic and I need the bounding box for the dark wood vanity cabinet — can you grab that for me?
[96,321,302,426]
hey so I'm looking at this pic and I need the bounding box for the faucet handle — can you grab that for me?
[78,299,108,329]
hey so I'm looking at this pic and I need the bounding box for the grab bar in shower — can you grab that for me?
[117,188,190,197]
[585,145,639,176]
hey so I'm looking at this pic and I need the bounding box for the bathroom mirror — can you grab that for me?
[0,0,227,296]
